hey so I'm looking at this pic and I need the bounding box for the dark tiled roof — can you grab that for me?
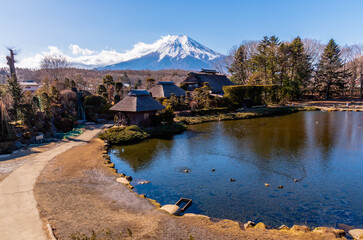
[182,72,234,94]
[110,89,165,112]
[128,89,150,96]
[149,82,186,98]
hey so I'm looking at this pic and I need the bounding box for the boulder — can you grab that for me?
[313,227,345,238]
[291,225,311,232]
[138,180,150,185]
[160,204,180,216]
[349,229,363,240]
[278,225,290,230]
[254,222,267,229]
[125,176,133,181]
[244,221,255,229]
[116,177,129,184]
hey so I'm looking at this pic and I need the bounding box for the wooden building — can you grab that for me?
[181,69,234,95]
[149,81,186,98]
[110,89,165,127]
[19,80,40,92]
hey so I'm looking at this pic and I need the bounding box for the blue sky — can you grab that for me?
[1,0,362,68]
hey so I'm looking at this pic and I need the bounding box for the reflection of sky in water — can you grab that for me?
[110,112,363,228]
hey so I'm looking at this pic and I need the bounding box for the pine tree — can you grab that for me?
[229,45,249,84]
[97,84,107,95]
[252,36,270,83]
[316,39,345,99]
[7,74,23,119]
[282,37,312,100]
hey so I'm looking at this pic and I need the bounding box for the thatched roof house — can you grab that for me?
[149,81,186,98]
[110,89,165,127]
[181,69,234,95]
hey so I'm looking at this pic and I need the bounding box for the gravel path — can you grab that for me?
[0,125,108,240]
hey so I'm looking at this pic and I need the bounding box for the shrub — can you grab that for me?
[159,105,175,124]
[146,123,187,139]
[100,103,113,114]
[55,118,74,132]
[84,95,107,121]
[179,83,188,90]
[99,125,149,145]
[223,85,280,107]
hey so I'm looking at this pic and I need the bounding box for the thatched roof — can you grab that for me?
[149,81,186,98]
[182,71,234,94]
[110,89,165,112]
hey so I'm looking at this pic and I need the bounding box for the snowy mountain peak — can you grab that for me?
[154,35,221,61]
[100,35,224,71]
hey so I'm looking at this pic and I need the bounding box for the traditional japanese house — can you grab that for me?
[181,69,234,95]
[149,81,186,98]
[110,89,165,127]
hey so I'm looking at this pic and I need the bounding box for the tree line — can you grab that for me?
[226,36,363,100]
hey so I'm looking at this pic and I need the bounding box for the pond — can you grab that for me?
[109,111,363,228]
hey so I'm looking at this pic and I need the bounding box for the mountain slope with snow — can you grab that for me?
[99,35,224,70]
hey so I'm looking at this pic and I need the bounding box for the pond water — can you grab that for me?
[109,111,363,228]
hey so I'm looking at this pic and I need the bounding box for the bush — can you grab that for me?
[159,105,175,124]
[146,123,187,139]
[84,95,107,121]
[100,103,113,114]
[99,125,149,145]
[55,118,74,132]
[223,85,280,107]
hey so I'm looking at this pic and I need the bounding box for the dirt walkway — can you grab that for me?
[34,139,345,240]
[0,125,108,240]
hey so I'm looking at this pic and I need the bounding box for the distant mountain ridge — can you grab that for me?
[99,35,224,71]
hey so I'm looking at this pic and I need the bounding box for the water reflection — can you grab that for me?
[109,112,363,228]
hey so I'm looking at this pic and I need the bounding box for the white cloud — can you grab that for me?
[69,44,95,55]
[0,35,215,69]
[13,42,155,69]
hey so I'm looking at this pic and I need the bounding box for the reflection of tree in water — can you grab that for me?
[244,113,308,158]
[311,112,338,164]
[216,113,309,180]
[112,139,174,171]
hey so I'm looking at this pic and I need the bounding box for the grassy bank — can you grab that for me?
[99,123,187,145]
[176,106,319,125]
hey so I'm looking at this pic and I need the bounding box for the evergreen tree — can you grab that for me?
[50,86,60,104]
[146,78,155,89]
[251,36,281,84]
[282,37,312,100]
[316,39,345,99]
[103,75,115,87]
[266,35,281,84]
[229,45,250,84]
[97,84,107,95]
[64,78,71,89]
[39,92,51,111]
[70,80,76,89]
[115,82,123,93]
[7,74,23,119]
[252,36,270,83]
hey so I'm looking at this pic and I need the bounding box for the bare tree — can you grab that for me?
[40,55,69,82]
[302,39,325,65]
[6,48,18,76]
[342,44,363,96]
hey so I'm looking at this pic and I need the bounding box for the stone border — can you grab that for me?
[100,138,352,238]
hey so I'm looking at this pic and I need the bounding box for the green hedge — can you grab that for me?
[99,123,187,145]
[146,123,187,139]
[99,125,150,145]
[223,85,280,107]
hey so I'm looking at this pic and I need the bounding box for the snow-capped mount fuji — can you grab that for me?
[99,35,224,71]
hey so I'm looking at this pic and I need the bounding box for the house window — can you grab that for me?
[144,113,149,119]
